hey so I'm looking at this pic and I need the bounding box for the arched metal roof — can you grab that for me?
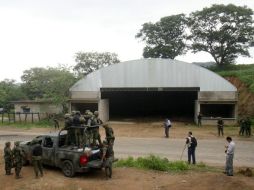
[70,58,236,92]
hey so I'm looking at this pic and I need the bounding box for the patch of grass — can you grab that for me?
[209,64,254,92]
[0,119,53,129]
[115,155,216,173]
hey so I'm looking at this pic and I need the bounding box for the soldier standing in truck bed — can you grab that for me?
[92,111,102,145]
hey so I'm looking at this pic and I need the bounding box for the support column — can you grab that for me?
[98,99,109,123]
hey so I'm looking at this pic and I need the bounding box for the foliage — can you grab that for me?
[115,155,196,172]
[0,119,53,129]
[210,64,254,92]
[0,79,26,110]
[188,4,254,65]
[136,14,188,59]
[21,66,77,112]
[74,52,120,76]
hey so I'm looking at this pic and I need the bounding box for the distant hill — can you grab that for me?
[209,64,254,117]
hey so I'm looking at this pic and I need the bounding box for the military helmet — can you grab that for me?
[64,113,71,119]
[5,141,11,146]
[85,110,91,115]
[14,141,20,146]
[94,111,99,116]
[102,140,108,145]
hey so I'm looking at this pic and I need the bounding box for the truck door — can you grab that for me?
[42,136,55,166]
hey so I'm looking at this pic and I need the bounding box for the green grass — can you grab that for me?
[0,119,53,129]
[209,64,254,92]
[114,155,219,173]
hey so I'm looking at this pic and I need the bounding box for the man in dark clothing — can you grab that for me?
[245,117,252,136]
[32,139,43,178]
[217,118,224,136]
[186,131,197,164]
[197,112,202,127]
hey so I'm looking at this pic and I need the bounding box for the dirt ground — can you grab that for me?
[0,122,253,190]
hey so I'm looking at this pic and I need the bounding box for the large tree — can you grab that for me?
[188,4,254,65]
[74,52,120,76]
[0,79,26,110]
[21,66,77,112]
[136,14,188,59]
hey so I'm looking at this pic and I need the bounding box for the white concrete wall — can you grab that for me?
[99,99,109,122]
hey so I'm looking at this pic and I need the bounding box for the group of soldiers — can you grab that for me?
[4,141,24,179]
[239,117,252,136]
[64,110,115,178]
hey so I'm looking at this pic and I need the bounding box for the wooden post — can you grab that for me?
[38,113,40,121]
[19,113,21,123]
[25,113,27,123]
[1,113,3,123]
[32,113,34,123]
[13,113,16,123]
[8,113,10,123]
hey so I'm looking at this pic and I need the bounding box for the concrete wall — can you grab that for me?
[201,118,236,125]
[99,99,109,122]
[70,91,99,100]
[198,91,237,101]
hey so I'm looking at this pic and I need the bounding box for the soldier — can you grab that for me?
[197,112,202,127]
[103,123,115,145]
[101,140,114,179]
[31,139,43,178]
[4,142,13,175]
[217,117,224,136]
[245,117,252,137]
[64,113,72,129]
[239,117,245,136]
[12,141,24,179]
[91,111,102,145]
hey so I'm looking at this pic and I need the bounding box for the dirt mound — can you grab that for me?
[226,77,254,117]
[238,168,253,177]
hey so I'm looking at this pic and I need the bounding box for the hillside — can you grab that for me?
[209,64,254,117]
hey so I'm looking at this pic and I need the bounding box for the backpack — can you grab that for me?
[191,137,197,147]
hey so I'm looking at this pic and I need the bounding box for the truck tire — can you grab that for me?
[62,160,75,177]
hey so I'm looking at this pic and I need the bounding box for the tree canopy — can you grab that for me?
[0,79,26,110]
[74,52,120,76]
[21,66,77,112]
[188,4,254,65]
[136,14,188,59]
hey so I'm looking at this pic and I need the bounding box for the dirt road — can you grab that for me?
[0,130,253,167]
[0,124,254,190]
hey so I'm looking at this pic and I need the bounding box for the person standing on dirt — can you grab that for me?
[12,141,24,179]
[245,117,252,137]
[224,136,235,176]
[4,142,13,175]
[32,139,43,178]
[217,118,224,136]
[197,112,202,127]
[101,140,114,179]
[186,131,197,164]
[163,118,171,138]
[239,117,246,136]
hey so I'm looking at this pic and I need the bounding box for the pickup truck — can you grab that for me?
[20,126,106,177]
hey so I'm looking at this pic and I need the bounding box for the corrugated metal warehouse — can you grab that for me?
[69,58,237,124]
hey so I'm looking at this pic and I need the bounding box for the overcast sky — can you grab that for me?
[0,0,253,82]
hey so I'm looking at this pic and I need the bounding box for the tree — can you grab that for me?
[0,79,26,110]
[136,14,188,59]
[188,4,254,65]
[21,66,77,112]
[74,52,120,76]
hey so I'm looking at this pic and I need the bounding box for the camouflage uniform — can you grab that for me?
[32,140,43,178]
[101,140,114,179]
[4,142,12,175]
[103,124,115,145]
[12,141,24,179]
[245,117,252,136]
[92,111,102,145]
[239,118,245,136]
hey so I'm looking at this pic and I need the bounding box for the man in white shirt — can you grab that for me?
[163,118,171,138]
[224,136,235,176]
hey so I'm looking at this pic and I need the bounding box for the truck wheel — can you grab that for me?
[62,160,75,177]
